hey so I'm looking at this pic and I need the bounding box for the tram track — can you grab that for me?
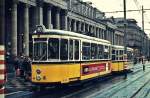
[5,73,123,98]
[60,68,146,98]
[6,64,147,98]
[86,68,150,98]
[130,78,150,98]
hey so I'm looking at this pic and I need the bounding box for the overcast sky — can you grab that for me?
[83,0,150,36]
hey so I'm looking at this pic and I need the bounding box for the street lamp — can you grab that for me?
[123,0,127,56]
[123,0,128,78]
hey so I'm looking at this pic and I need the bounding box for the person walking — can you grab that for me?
[16,54,25,78]
[22,56,32,81]
[13,56,20,77]
[141,56,145,71]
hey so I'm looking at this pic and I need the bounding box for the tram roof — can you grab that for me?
[112,45,133,51]
[112,45,124,50]
[127,47,133,51]
[33,29,111,44]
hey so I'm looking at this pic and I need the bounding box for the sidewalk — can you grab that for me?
[5,72,32,95]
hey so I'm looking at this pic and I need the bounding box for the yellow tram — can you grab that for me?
[31,25,111,84]
[126,47,134,70]
[111,45,133,72]
[111,45,125,72]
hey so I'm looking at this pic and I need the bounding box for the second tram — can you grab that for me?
[111,45,133,73]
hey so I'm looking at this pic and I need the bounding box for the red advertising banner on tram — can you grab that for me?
[82,63,106,76]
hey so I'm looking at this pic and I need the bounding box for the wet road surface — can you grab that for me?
[5,63,150,98]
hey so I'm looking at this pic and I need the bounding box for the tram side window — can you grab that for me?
[34,42,47,61]
[104,46,109,59]
[75,40,79,60]
[119,50,124,60]
[60,39,68,60]
[98,45,104,59]
[82,42,90,60]
[116,50,119,60]
[108,46,111,59]
[91,43,97,59]
[48,38,59,60]
[69,40,73,60]
[127,51,133,60]
[112,50,116,60]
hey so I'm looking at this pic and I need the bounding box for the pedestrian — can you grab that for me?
[22,56,32,81]
[13,56,20,77]
[133,57,137,64]
[124,70,127,79]
[141,56,145,71]
[124,66,127,79]
[18,54,25,77]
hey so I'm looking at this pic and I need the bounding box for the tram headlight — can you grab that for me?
[36,69,41,74]
[36,75,41,81]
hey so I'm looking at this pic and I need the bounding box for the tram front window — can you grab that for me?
[48,38,59,60]
[33,42,47,61]
[127,51,133,61]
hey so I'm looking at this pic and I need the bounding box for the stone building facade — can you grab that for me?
[5,0,69,57]
[101,18,124,46]
[4,0,149,59]
[5,0,107,57]
[114,18,149,57]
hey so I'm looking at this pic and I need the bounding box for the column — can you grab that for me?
[83,22,85,33]
[100,29,104,39]
[62,10,68,30]
[90,7,93,18]
[103,29,105,39]
[96,28,99,38]
[89,25,91,33]
[91,26,94,36]
[99,28,101,38]
[47,5,53,29]
[78,21,81,32]
[87,24,89,33]
[11,1,18,56]
[68,18,72,31]
[23,4,29,56]
[73,19,77,32]
[36,0,43,25]
[39,6,43,25]
[56,7,60,29]
[0,0,5,97]
[94,26,96,37]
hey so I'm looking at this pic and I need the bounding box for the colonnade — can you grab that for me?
[10,1,68,56]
